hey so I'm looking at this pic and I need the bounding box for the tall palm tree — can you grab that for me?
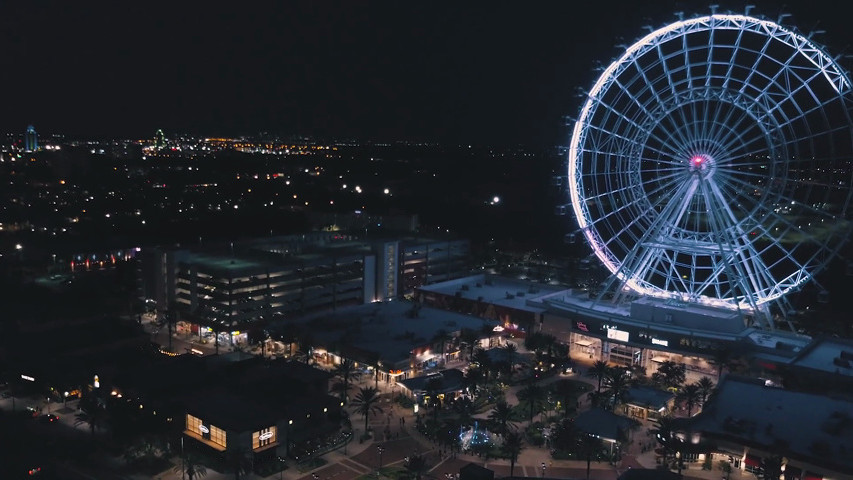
[710,344,738,380]
[550,379,582,418]
[425,377,444,421]
[174,453,208,480]
[332,359,362,405]
[472,348,493,383]
[652,415,683,472]
[502,431,524,478]
[502,342,518,376]
[576,433,602,480]
[432,329,452,366]
[517,382,547,422]
[464,366,484,395]
[225,447,253,480]
[488,400,516,435]
[676,383,702,417]
[696,376,715,406]
[351,387,384,434]
[298,332,315,365]
[458,328,479,361]
[603,366,632,411]
[587,360,609,392]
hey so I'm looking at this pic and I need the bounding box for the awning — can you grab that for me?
[651,356,669,363]
[575,340,594,347]
[744,455,761,468]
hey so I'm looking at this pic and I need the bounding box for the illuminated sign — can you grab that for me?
[576,321,589,332]
[21,374,35,382]
[651,338,669,347]
[606,329,630,342]
[259,431,274,441]
[199,425,210,434]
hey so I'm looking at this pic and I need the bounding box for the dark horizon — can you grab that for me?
[5,1,853,146]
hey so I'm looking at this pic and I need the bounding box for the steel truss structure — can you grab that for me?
[568,14,853,327]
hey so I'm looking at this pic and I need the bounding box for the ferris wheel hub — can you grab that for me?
[688,154,714,178]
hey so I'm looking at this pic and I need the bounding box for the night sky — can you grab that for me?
[3,1,853,145]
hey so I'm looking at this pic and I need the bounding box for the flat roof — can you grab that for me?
[789,336,853,377]
[574,408,638,441]
[688,375,853,473]
[297,301,498,365]
[418,274,568,314]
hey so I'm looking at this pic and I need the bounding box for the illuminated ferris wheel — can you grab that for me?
[568,13,853,325]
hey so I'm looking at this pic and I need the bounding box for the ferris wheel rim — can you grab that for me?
[567,13,853,312]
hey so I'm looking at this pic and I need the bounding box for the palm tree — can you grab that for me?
[472,348,493,383]
[298,332,315,364]
[432,329,452,366]
[501,342,518,377]
[453,397,476,426]
[425,377,444,421]
[603,366,632,411]
[488,400,516,435]
[458,328,479,361]
[225,447,253,480]
[652,415,683,473]
[550,379,582,418]
[405,454,430,480]
[652,361,686,389]
[332,359,362,405]
[517,382,547,422]
[576,433,602,480]
[174,453,208,480]
[696,376,715,406]
[351,387,384,434]
[676,383,702,417]
[464,366,484,395]
[587,360,609,392]
[762,455,784,480]
[710,344,736,380]
[502,431,524,478]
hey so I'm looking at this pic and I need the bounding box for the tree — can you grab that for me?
[464,366,484,395]
[576,433,603,480]
[710,344,736,380]
[174,453,208,480]
[603,366,632,411]
[405,454,430,480]
[502,431,524,478]
[225,447,253,480]
[718,460,733,480]
[501,342,518,375]
[696,376,715,406]
[453,396,476,426]
[458,328,479,361]
[652,361,686,389]
[517,382,547,422]
[550,379,583,418]
[332,359,362,405]
[676,383,702,417]
[351,387,384,434]
[587,360,609,392]
[652,415,684,473]
[488,400,516,435]
[432,329,452,366]
[425,377,445,421]
[298,332,315,365]
[472,348,493,383]
[761,455,784,480]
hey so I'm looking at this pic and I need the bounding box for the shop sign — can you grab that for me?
[259,431,274,441]
[651,338,669,347]
[199,425,210,434]
[575,321,589,332]
[606,329,630,342]
[21,374,35,382]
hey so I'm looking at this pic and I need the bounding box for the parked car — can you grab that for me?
[39,414,59,423]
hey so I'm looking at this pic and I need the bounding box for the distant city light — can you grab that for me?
[383,188,390,195]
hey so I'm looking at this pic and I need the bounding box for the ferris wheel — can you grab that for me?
[567,13,853,324]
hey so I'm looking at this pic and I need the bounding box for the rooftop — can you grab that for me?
[624,386,674,410]
[688,375,853,474]
[298,301,498,365]
[574,408,638,442]
[418,274,568,314]
[788,336,853,378]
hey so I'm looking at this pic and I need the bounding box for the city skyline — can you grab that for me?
[4,1,853,145]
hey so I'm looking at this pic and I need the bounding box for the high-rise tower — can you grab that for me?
[154,129,165,149]
[24,125,37,152]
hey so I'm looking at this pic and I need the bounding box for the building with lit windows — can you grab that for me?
[24,125,37,152]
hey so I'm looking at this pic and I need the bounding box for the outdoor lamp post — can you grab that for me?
[287,420,293,457]
[63,391,69,408]
[377,445,385,472]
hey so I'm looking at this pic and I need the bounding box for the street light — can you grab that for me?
[287,420,293,457]
[377,445,385,473]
